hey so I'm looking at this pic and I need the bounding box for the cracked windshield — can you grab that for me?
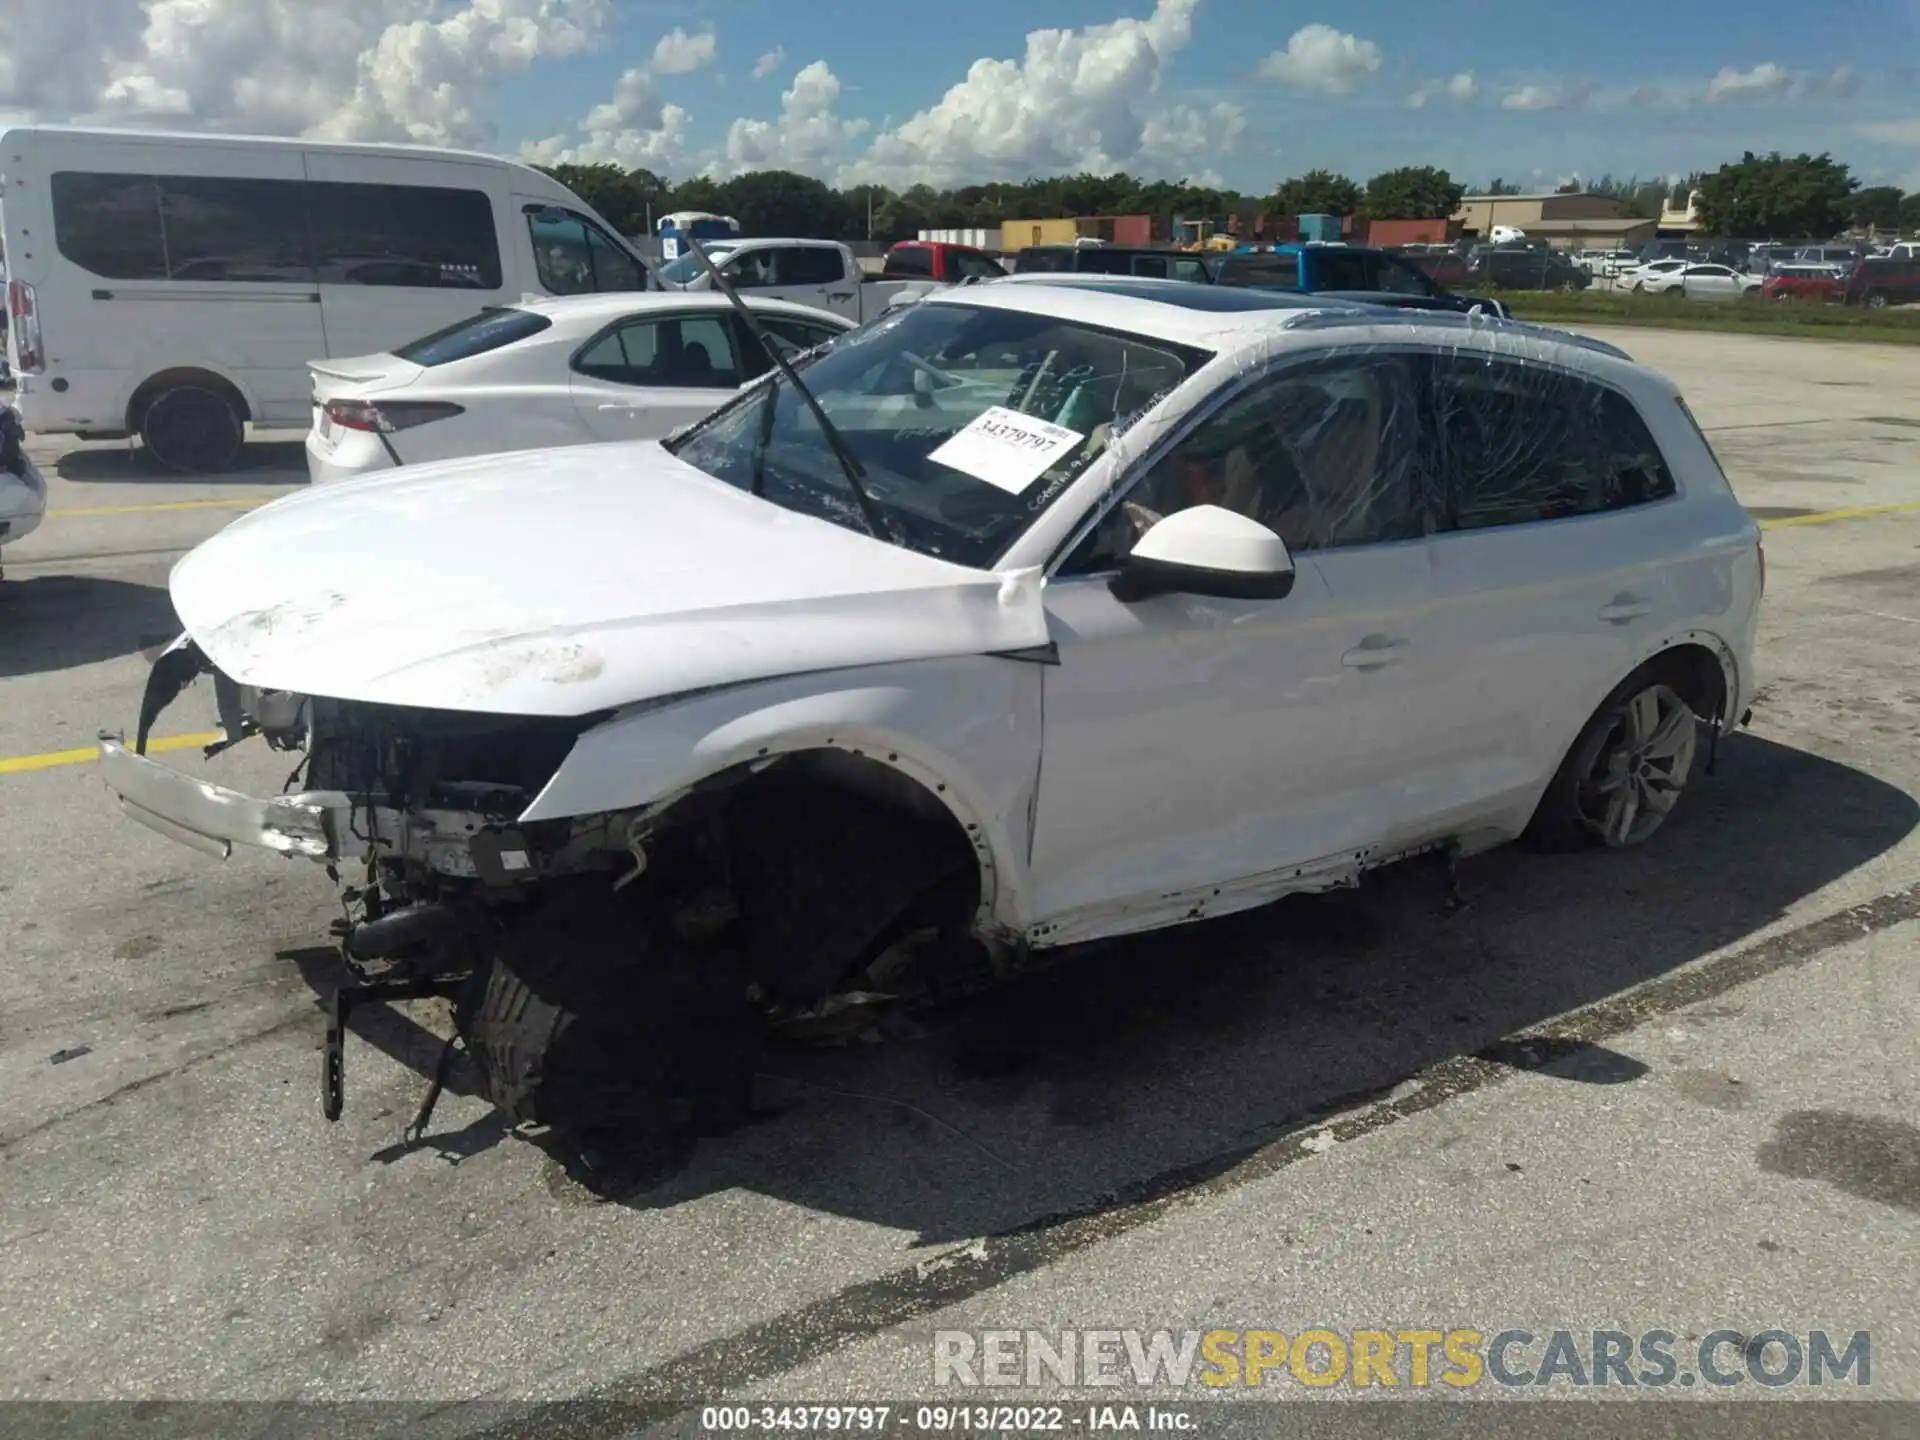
[0,0,1913,1433]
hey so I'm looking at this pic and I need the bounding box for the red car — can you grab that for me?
[1760,266,1845,304]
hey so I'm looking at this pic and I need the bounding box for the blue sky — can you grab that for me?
[6,0,1917,195]
[486,0,1920,192]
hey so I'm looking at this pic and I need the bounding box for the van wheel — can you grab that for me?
[139,386,244,473]
[1525,677,1700,853]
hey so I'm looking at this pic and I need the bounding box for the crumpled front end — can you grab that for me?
[99,633,610,889]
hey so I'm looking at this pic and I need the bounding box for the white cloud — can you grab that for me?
[1256,23,1382,95]
[751,46,786,82]
[650,26,716,76]
[1856,117,1920,145]
[521,33,697,171]
[1499,79,1598,111]
[0,0,615,148]
[716,59,868,175]
[838,0,1238,188]
[1409,70,1476,108]
[1703,62,1792,103]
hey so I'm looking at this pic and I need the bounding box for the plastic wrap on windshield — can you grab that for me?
[1078,308,1650,562]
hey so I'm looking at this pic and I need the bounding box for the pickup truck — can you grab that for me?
[879,240,1006,283]
[650,237,961,325]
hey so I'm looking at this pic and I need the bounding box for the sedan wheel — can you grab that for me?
[1572,683,1698,847]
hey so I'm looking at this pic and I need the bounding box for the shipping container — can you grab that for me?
[1365,218,1458,248]
[914,227,1002,250]
[1111,214,1155,247]
[1000,218,1080,251]
[1297,213,1343,243]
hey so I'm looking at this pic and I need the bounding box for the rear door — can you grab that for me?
[569,309,746,441]
[1416,352,1686,831]
[304,151,512,360]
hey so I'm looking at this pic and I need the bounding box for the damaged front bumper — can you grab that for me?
[98,737,339,861]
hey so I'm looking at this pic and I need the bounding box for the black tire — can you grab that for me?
[139,385,244,473]
[457,880,762,1151]
[1523,671,1702,854]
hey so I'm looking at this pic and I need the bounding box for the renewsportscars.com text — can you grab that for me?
[933,1328,1872,1390]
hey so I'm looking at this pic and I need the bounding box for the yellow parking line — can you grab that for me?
[48,497,277,520]
[0,730,224,776]
[1758,501,1920,529]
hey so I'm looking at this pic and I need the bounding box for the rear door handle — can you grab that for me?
[1341,636,1410,669]
[597,403,640,414]
[1599,595,1652,624]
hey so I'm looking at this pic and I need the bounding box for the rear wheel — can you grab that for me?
[1525,676,1700,853]
[1865,289,1890,310]
[139,385,244,473]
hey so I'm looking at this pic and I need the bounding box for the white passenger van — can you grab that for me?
[0,124,654,470]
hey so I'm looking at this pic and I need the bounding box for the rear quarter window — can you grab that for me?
[394,308,553,366]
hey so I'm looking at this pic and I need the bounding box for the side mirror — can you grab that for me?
[1109,504,1297,603]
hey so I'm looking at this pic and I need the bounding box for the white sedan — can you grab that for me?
[1634,263,1762,301]
[304,293,856,484]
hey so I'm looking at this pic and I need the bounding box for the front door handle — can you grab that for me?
[1341,636,1409,670]
[1599,595,1652,624]
[597,403,640,414]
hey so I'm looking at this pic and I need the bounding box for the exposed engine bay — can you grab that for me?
[120,637,992,1170]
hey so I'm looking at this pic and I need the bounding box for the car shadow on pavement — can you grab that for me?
[54,440,309,484]
[0,574,181,679]
[586,730,1917,1240]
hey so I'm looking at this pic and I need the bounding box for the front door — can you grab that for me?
[1026,351,1441,938]
[569,309,746,442]
[721,244,845,318]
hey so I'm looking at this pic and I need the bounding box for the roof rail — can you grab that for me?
[1278,306,1633,361]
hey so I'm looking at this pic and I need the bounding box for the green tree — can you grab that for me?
[1850,185,1903,233]
[1694,152,1857,239]
[664,175,728,216]
[1902,192,1920,235]
[1268,169,1362,218]
[534,163,668,237]
[716,169,844,238]
[1361,165,1465,220]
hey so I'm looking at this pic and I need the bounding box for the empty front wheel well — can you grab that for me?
[126,369,252,431]
[651,749,989,1005]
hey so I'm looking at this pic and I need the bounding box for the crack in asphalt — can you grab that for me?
[455,881,1920,1440]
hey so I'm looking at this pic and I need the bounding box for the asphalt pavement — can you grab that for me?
[0,328,1916,1427]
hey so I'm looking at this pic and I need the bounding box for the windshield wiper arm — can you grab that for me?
[680,236,896,544]
[749,369,778,498]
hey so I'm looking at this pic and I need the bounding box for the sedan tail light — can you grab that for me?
[323,398,464,434]
[8,280,45,374]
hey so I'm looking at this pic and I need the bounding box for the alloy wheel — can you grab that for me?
[1574,683,1698,848]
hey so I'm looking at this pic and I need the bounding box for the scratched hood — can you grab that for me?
[168,442,1048,716]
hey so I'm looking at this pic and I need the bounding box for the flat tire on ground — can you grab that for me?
[457,881,762,1151]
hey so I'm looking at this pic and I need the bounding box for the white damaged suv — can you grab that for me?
[99,277,1762,1160]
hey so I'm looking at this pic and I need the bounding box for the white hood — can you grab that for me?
[169,442,1049,716]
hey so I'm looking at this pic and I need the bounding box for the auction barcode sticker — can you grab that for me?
[927,406,1085,495]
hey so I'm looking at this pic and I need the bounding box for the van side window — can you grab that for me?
[1426,356,1675,529]
[526,206,646,294]
[159,177,313,283]
[310,183,501,289]
[50,173,169,280]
